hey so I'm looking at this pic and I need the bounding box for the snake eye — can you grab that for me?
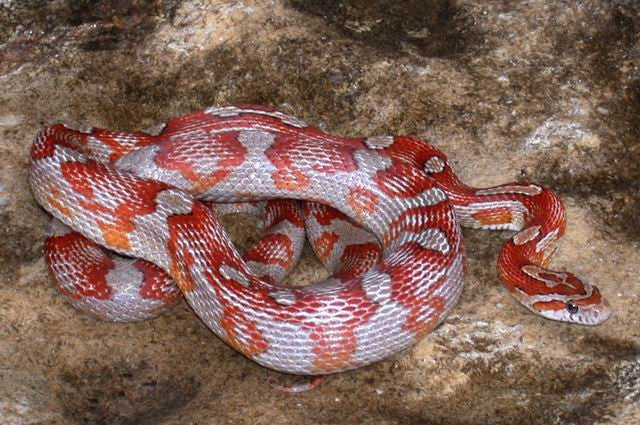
[566,302,579,314]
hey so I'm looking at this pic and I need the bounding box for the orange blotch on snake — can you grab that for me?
[311,329,359,373]
[46,194,73,218]
[220,304,270,357]
[532,300,566,311]
[472,208,513,225]
[346,187,379,221]
[97,220,131,250]
[313,231,339,262]
[171,261,195,293]
[192,170,233,192]
[272,169,310,191]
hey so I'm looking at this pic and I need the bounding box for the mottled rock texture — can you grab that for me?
[1,1,638,424]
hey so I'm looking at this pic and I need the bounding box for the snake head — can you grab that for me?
[523,270,612,325]
[515,265,612,325]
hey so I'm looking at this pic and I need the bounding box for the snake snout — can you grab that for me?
[576,295,612,325]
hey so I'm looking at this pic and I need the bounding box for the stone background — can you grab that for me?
[0,1,638,424]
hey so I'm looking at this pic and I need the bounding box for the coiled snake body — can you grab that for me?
[30,105,611,377]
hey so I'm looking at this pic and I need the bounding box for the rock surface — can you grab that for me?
[1,1,638,424]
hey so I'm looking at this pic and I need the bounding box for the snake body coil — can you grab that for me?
[30,105,611,376]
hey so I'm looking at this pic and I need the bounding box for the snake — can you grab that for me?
[29,105,611,379]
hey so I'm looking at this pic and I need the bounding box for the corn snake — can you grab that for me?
[29,105,611,378]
